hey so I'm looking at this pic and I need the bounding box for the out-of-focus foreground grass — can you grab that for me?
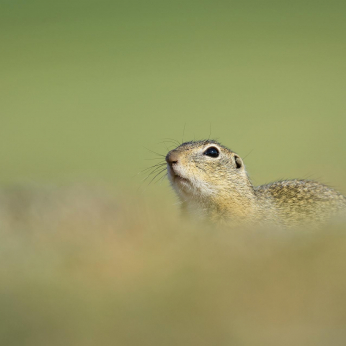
[1,186,346,346]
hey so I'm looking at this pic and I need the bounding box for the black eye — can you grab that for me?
[204,146,219,158]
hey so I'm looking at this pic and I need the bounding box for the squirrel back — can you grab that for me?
[256,180,346,227]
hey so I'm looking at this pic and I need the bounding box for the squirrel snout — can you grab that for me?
[166,151,179,166]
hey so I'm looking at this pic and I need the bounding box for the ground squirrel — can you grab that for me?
[165,140,346,227]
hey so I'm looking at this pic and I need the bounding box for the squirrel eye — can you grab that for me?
[204,146,219,158]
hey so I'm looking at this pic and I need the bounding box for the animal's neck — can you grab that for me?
[181,186,259,223]
[213,189,258,220]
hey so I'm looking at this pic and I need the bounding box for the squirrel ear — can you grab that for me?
[234,155,243,169]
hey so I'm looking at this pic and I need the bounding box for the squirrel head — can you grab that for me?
[166,140,251,202]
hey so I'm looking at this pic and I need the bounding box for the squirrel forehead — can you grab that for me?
[174,140,234,154]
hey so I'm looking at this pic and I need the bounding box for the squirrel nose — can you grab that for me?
[166,151,179,166]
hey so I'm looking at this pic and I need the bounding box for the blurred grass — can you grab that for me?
[1,186,346,346]
[1,1,346,345]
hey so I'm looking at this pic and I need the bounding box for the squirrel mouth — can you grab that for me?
[168,165,190,185]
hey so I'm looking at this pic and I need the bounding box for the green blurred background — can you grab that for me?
[1,0,346,189]
[1,2,346,345]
